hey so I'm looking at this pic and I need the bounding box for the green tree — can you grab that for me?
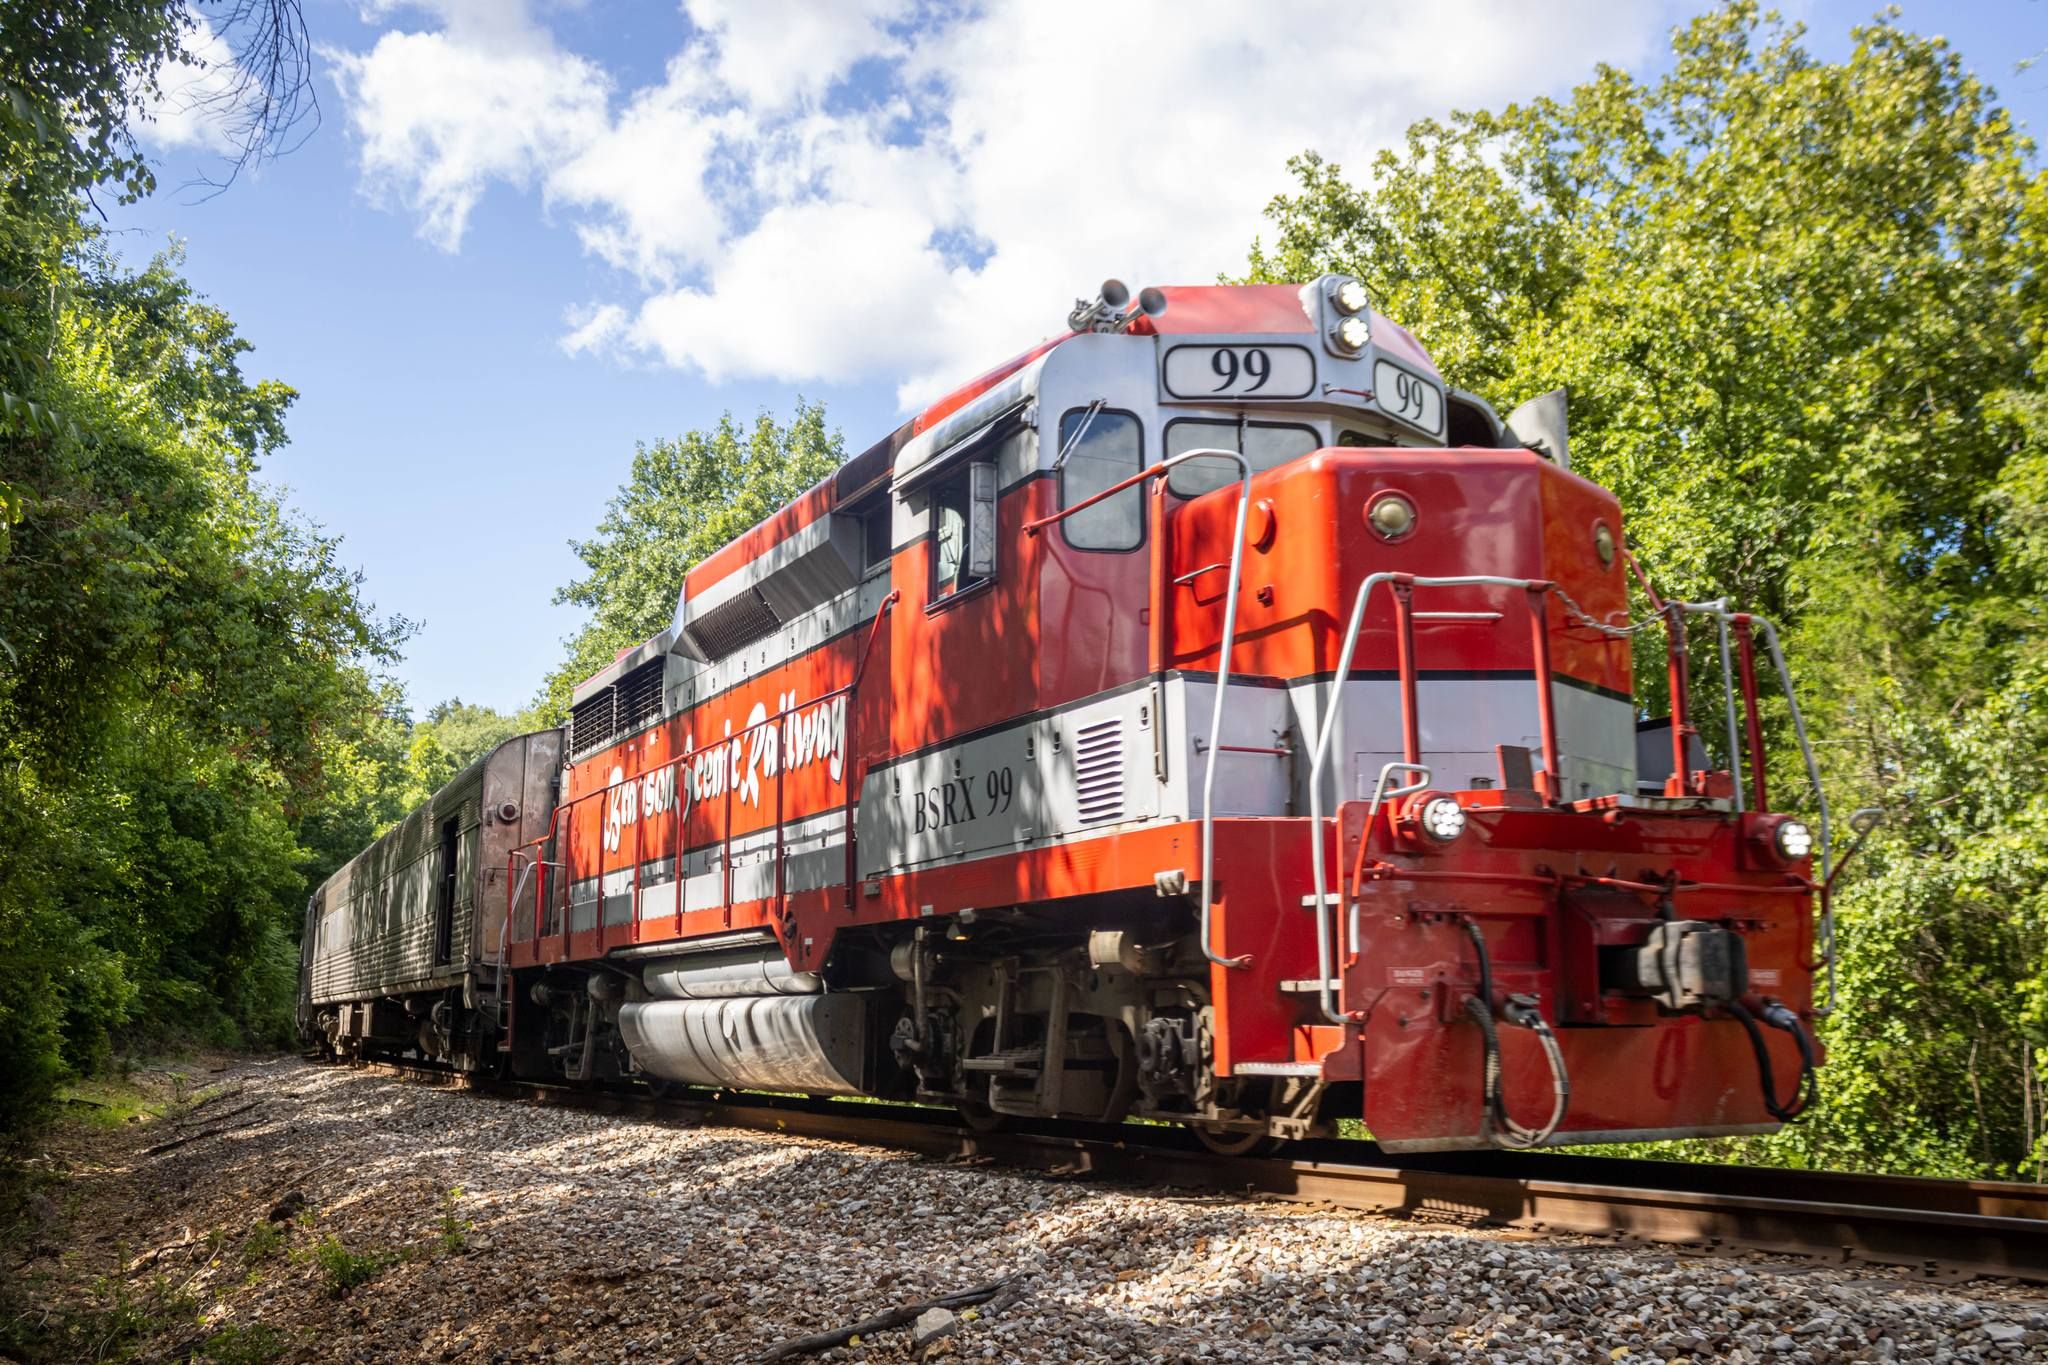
[400,698,535,808]
[537,401,843,718]
[1245,2,2048,1174]
[0,1,380,1129]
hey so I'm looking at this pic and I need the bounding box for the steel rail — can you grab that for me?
[348,1059,2048,1285]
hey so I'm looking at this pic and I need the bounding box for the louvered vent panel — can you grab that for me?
[569,692,615,756]
[685,587,781,660]
[615,658,665,732]
[1073,717,1125,825]
[569,657,666,757]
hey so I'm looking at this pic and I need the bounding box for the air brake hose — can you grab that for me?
[1462,994,1505,1137]
[1728,999,1818,1122]
[1460,920,1571,1149]
[1501,994,1571,1147]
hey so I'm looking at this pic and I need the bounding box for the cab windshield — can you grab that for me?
[1165,418,1321,497]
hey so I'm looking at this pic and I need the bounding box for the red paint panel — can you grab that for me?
[1166,448,1631,698]
[889,480,1045,752]
[1145,284,1314,336]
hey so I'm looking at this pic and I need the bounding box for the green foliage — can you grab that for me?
[1245,4,2032,641]
[400,699,538,811]
[239,1219,285,1267]
[0,241,413,1117]
[0,1272,201,1362]
[0,3,408,1130]
[537,401,844,719]
[297,1234,396,1297]
[0,4,197,205]
[435,1186,468,1253]
[1247,1,2048,1176]
[197,1323,288,1365]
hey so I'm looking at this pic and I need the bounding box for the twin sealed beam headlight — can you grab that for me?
[1309,273,1372,358]
[1749,814,1814,865]
[1774,819,1814,861]
[1418,796,1467,842]
[1329,314,1371,353]
[1398,792,1467,847]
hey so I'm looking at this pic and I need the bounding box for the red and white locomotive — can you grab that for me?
[305,276,1841,1153]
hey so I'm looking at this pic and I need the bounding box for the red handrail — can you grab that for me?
[1732,614,1769,812]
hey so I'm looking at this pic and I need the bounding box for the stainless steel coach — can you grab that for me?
[298,729,560,1065]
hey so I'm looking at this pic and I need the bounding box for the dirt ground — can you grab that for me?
[5,1056,2045,1365]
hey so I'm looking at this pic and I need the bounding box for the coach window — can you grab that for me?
[931,460,997,602]
[1057,407,1143,551]
[1165,418,1321,498]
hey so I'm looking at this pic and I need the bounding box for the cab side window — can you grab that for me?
[1057,408,1144,551]
[931,461,996,602]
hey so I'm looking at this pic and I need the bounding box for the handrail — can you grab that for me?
[1668,598,1745,811]
[1306,572,1562,1023]
[1026,447,1256,969]
[1669,601,1832,1012]
[1749,613,1834,1015]
[1326,762,1432,1023]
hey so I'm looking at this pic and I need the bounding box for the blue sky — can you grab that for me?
[109,0,2048,716]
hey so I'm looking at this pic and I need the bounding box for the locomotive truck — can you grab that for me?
[300,276,1844,1153]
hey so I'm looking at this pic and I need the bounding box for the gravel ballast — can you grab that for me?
[33,1059,2048,1362]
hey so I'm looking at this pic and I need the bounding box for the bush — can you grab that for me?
[299,1235,396,1298]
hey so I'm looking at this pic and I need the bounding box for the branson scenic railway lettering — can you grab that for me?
[599,690,848,852]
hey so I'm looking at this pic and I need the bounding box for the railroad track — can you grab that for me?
[351,1059,2048,1285]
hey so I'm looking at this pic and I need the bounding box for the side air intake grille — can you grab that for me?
[684,587,782,661]
[570,658,667,756]
[1073,718,1125,825]
[616,658,664,732]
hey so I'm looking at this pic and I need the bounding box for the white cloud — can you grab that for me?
[680,0,914,112]
[328,2,610,249]
[329,0,1675,407]
[137,11,243,155]
[559,301,628,357]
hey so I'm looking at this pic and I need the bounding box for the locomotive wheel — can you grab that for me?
[956,1074,1010,1133]
[1190,1078,1281,1157]
[1190,1121,1282,1158]
[956,1095,1010,1133]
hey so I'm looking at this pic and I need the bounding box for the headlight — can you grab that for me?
[1331,278,1370,315]
[1330,314,1370,353]
[1774,819,1814,860]
[1418,796,1467,842]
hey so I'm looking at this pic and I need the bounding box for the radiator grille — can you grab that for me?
[616,658,664,731]
[684,587,781,660]
[570,657,666,756]
[1073,717,1125,824]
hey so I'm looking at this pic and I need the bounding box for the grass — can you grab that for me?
[435,1188,469,1254]
[196,1322,288,1364]
[0,1273,202,1363]
[239,1219,285,1267]
[296,1235,400,1298]
[52,1078,170,1131]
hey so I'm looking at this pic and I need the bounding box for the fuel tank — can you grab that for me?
[616,949,878,1095]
